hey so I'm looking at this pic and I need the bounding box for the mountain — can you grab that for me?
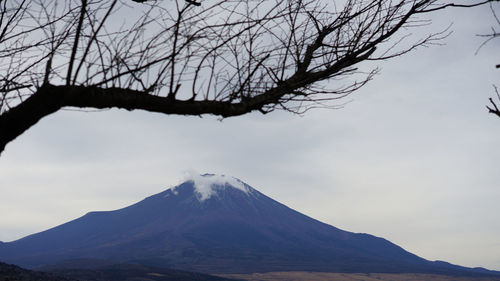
[0,174,498,275]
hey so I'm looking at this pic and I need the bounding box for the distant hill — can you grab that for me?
[1,174,499,276]
[0,261,73,281]
[0,261,234,281]
[48,263,236,281]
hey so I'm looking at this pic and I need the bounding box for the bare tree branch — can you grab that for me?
[0,0,495,154]
[475,2,500,118]
[487,85,500,117]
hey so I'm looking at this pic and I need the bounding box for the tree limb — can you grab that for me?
[0,0,496,154]
[487,85,500,117]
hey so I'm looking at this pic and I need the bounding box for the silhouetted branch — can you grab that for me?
[476,2,500,118]
[0,0,495,154]
[132,0,201,6]
[419,0,498,13]
[487,85,500,117]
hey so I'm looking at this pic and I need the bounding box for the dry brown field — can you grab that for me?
[219,272,500,281]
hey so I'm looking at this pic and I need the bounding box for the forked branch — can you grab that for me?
[0,0,496,154]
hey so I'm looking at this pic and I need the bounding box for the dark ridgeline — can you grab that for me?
[0,261,234,281]
[0,261,73,281]
[0,175,498,276]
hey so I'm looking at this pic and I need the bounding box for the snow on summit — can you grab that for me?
[180,173,250,201]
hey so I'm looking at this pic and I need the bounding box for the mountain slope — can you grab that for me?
[0,175,497,275]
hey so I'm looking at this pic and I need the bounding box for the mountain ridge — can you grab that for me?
[0,261,73,281]
[0,175,498,276]
[0,260,236,281]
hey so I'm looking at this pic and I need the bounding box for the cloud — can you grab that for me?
[179,171,249,201]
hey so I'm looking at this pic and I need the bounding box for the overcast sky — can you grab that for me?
[1,1,500,271]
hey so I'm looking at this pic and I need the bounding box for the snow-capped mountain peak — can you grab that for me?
[1,174,497,276]
[175,173,250,201]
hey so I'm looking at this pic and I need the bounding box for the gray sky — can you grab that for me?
[1,2,500,271]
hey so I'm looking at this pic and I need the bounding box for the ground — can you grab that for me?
[219,272,500,281]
